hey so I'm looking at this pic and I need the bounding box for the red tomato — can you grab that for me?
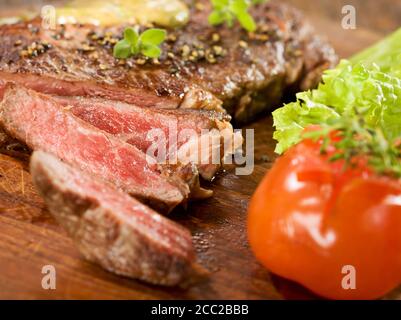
[248,133,401,299]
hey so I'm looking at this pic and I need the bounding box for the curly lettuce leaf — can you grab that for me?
[273,27,401,154]
[272,96,340,154]
[351,28,401,79]
[273,60,401,154]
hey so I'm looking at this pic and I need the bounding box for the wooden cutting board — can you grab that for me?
[0,0,400,299]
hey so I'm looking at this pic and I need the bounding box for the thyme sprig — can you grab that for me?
[303,109,401,178]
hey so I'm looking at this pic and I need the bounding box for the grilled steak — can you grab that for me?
[54,95,237,181]
[0,84,188,213]
[0,0,337,123]
[30,151,203,286]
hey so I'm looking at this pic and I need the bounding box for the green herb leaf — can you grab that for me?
[141,43,162,58]
[124,27,139,46]
[208,0,259,32]
[231,0,248,14]
[113,39,132,59]
[237,11,256,32]
[211,0,229,10]
[208,10,226,25]
[140,29,167,46]
[113,27,167,60]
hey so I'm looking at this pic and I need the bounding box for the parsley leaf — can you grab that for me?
[113,27,167,59]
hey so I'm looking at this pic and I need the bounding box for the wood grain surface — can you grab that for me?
[0,0,400,300]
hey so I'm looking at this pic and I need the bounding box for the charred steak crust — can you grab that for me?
[30,151,203,286]
[0,0,337,122]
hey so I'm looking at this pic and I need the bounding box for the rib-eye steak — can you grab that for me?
[54,95,239,181]
[0,0,338,287]
[0,84,189,213]
[0,0,337,123]
[30,151,203,286]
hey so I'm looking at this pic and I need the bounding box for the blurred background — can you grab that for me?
[288,0,401,34]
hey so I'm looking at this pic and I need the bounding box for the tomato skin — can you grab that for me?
[248,138,401,300]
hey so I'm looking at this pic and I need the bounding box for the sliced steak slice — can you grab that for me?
[30,151,203,286]
[55,95,238,181]
[0,0,337,123]
[0,84,186,213]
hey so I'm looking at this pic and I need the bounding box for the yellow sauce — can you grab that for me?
[56,0,189,27]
